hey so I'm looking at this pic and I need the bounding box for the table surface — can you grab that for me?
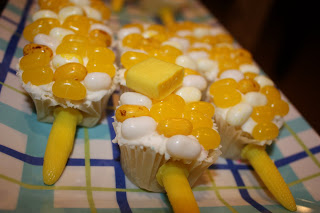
[1,0,320,212]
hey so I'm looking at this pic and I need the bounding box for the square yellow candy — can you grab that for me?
[126,58,184,100]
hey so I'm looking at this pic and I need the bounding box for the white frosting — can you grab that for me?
[84,72,112,91]
[120,92,152,109]
[32,10,58,21]
[220,69,244,82]
[183,75,207,91]
[175,86,202,103]
[175,55,197,70]
[166,135,201,160]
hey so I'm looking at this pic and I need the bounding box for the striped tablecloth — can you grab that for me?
[1,0,320,212]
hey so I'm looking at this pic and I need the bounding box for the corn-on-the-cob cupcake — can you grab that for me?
[113,57,221,212]
[206,49,296,211]
[16,0,119,185]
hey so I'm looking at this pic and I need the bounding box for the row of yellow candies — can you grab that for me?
[209,77,289,141]
[38,0,110,19]
[20,4,114,100]
[115,94,221,150]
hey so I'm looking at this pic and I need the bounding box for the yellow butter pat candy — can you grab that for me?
[126,58,184,100]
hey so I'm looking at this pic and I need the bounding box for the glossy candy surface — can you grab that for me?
[115,105,150,122]
[252,122,279,141]
[86,61,115,77]
[22,66,53,85]
[192,127,220,150]
[121,51,149,69]
[20,52,51,71]
[157,118,193,137]
[53,63,87,81]
[52,79,86,100]
[185,101,215,118]
[251,105,274,123]
[237,79,260,94]
[183,110,213,129]
[210,86,242,108]
[23,18,60,42]
[23,43,53,57]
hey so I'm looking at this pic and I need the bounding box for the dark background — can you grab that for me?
[201,0,320,133]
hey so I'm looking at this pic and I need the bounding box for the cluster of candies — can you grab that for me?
[119,23,210,103]
[19,0,116,101]
[115,92,221,159]
[209,75,289,141]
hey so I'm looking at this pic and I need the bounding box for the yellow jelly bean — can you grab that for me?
[115,105,150,122]
[121,51,150,69]
[157,118,193,137]
[268,99,289,116]
[210,85,242,108]
[19,52,51,71]
[22,66,53,85]
[183,110,213,129]
[87,46,115,63]
[23,18,60,42]
[23,43,53,58]
[53,63,87,81]
[150,102,183,122]
[185,101,215,118]
[52,79,86,100]
[89,29,112,47]
[192,127,220,150]
[62,15,90,36]
[251,105,275,123]
[237,78,260,94]
[252,122,279,141]
[86,60,115,78]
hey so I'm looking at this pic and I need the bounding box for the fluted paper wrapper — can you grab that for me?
[215,114,284,160]
[119,144,221,192]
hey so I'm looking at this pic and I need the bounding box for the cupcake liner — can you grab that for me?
[215,114,284,160]
[119,144,220,192]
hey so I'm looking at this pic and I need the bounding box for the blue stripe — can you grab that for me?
[0,0,32,94]
[227,160,271,213]
[107,97,132,213]
[1,15,19,25]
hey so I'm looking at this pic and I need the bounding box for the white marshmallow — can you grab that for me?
[84,72,112,91]
[49,27,74,41]
[166,135,201,160]
[220,69,244,82]
[243,92,267,107]
[226,103,253,126]
[120,92,152,109]
[121,116,157,140]
[175,86,202,103]
[254,75,274,88]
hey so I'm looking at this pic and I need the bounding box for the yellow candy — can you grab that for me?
[39,0,73,13]
[185,101,215,118]
[23,18,60,42]
[210,85,242,108]
[115,105,150,122]
[183,110,213,129]
[209,78,238,93]
[237,79,260,94]
[157,118,193,137]
[89,29,112,47]
[62,34,88,44]
[19,52,51,71]
[22,66,53,85]
[122,23,144,32]
[184,68,201,77]
[244,72,258,80]
[23,43,53,58]
[162,94,185,110]
[251,105,274,123]
[90,2,111,20]
[192,127,220,150]
[149,45,182,64]
[56,41,87,58]
[52,79,86,100]
[86,60,115,78]
[62,15,90,35]
[122,33,144,49]
[150,102,183,122]
[126,58,184,100]
[121,51,150,69]
[87,47,115,63]
[261,86,281,101]
[53,63,87,81]
[268,99,289,116]
[252,122,279,141]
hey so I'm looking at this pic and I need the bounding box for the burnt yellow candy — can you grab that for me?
[115,105,149,122]
[23,43,53,58]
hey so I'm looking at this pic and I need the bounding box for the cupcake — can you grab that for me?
[113,57,221,212]
[17,0,118,185]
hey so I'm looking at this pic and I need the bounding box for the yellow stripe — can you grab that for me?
[288,172,320,187]
[284,123,320,168]
[0,81,27,96]
[84,128,97,213]
[205,170,238,213]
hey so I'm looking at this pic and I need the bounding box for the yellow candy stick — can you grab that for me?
[241,144,297,211]
[43,107,82,185]
[111,0,124,12]
[159,7,175,27]
[156,162,200,213]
